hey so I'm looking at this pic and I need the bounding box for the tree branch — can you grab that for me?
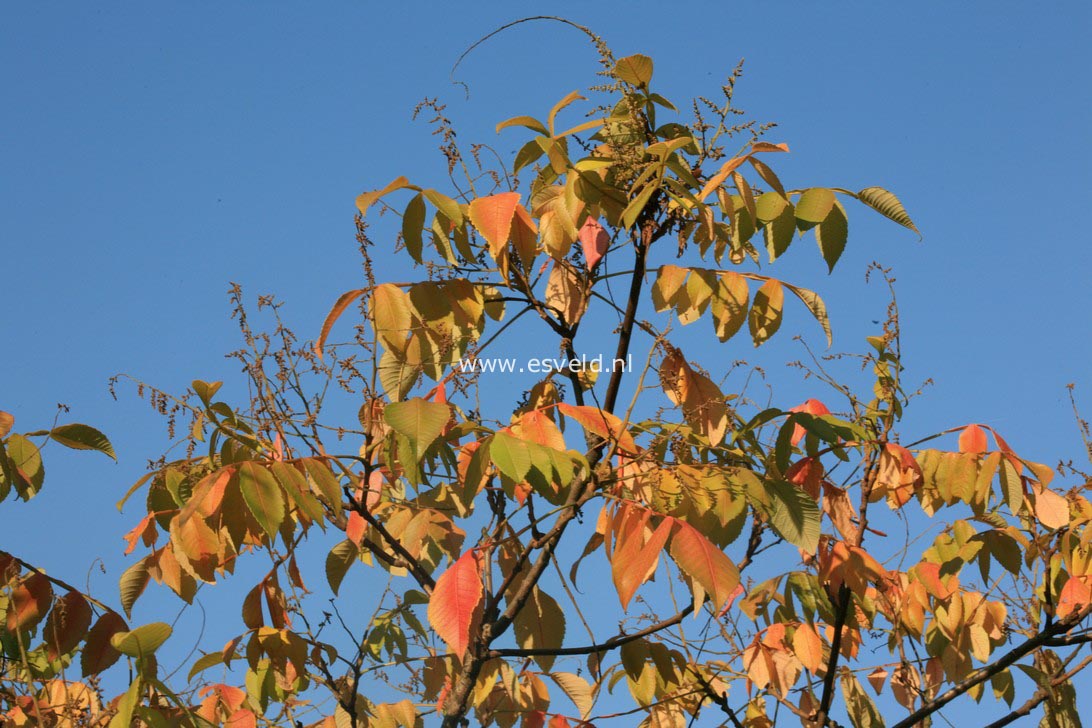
[889,603,1092,728]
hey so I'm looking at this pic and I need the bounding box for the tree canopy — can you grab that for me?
[2,26,1090,728]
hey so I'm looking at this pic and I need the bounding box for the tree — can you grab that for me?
[2,25,1091,728]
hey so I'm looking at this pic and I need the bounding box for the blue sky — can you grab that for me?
[2,2,1090,723]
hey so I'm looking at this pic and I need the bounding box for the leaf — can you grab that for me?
[427,550,483,658]
[238,462,286,541]
[513,588,566,671]
[401,192,426,263]
[783,282,833,347]
[751,142,790,154]
[110,621,172,657]
[557,403,638,455]
[578,217,609,269]
[44,591,92,660]
[763,201,796,262]
[550,672,594,719]
[711,272,749,343]
[748,279,784,346]
[315,288,366,358]
[81,611,127,676]
[856,186,920,235]
[469,192,521,260]
[496,115,549,136]
[659,348,728,445]
[384,398,452,463]
[839,668,885,728]
[490,431,533,483]
[816,200,848,272]
[766,479,821,552]
[325,539,359,596]
[614,54,654,87]
[668,518,740,611]
[615,516,673,611]
[6,572,52,632]
[545,261,589,326]
[652,265,688,313]
[1031,483,1069,530]
[119,556,150,618]
[621,184,656,230]
[547,91,584,134]
[0,410,13,438]
[792,623,823,673]
[49,423,116,460]
[356,176,413,217]
[109,677,140,728]
[958,424,988,455]
[423,189,463,225]
[794,188,836,225]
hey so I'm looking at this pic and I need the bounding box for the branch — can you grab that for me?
[983,653,1092,728]
[489,600,694,659]
[889,603,1092,728]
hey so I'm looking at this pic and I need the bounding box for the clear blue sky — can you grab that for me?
[2,2,1090,723]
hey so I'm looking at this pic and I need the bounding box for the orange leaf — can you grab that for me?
[314,288,366,358]
[557,403,638,455]
[916,562,956,600]
[509,205,539,267]
[791,623,823,673]
[427,550,483,658]
[751,142,790,154]
[345,511,367,547]
[578,218,609,270]
[867,667,889,694]
[6,572,52,632]
[469,192,521,259]
[958,424,988,454]
[614,514,672,610]
[1057,576,1091,619]
[668,518,740,611]
[1031,482,1069,529]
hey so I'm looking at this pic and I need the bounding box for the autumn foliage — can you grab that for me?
[3,28,1092,728]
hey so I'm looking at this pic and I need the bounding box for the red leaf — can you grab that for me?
[789,399,831,446]
[44,591,92,660]
[578,218,609,270]
[427,550,483,658]
[958,424,988,454]
[916,562,956,600]
[469,192,521,259]
[81,612,127,676]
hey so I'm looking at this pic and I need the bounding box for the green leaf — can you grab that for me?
[303,458,343,519]
[766,479,821,553]
[187,651,226,682]
[238,462,286,540]
[384,398,451,463]
[119,557,150,618]
[856,186,919,235]
[763,203,796,262]
[496,115,549,136]
[326,539,359,596]
[401,192,426,263]
[794,188,836,226]
[999,459,1023,514]
[782,282,833,347]
[614,54,654,87]
[49,423,116,460]
[748,279,784,347]
[423,189,463,225]
[816,199,848,272]
[490,431,532,483]
[110,622,172,657]
[839,668,885,728]
[356,176,415,217]
[108,678,141,728]
[711,272,749,343]
[622,184,656,230]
